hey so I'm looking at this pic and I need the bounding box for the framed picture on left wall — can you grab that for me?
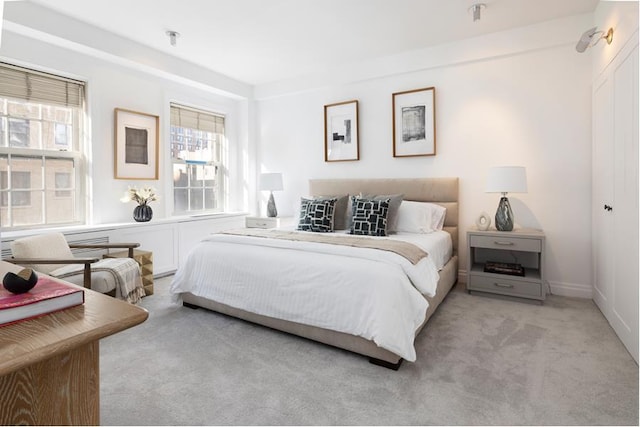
[324,100,359,162]
[114,108,159,179]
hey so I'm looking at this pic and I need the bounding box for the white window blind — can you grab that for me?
[170,105,224,135]
[0,62,84,107]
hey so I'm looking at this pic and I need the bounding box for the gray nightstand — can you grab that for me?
[245,216,281,229]
[467,228,546,302]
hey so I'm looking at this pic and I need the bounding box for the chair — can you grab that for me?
[7,232,146,304]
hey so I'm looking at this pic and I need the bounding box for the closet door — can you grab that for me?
[593,38,639,364]
[591,76,614,320]
[610,43,638,362]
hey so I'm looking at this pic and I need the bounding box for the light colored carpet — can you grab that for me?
[100,276,638,425]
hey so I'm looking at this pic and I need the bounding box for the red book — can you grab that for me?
[0,277,85,327]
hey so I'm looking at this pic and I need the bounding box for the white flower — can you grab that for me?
[121,186,158,206]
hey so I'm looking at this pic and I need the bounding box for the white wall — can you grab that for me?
[0,3,609,297]
[0,29,250,224]
[256,15,595,296]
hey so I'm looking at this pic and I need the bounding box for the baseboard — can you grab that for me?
[154,270,176,279]
[548,281,592,299]
[458,269,467,285]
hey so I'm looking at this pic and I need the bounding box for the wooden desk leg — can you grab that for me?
[0,341,99,425]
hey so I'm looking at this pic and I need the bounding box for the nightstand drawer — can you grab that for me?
[469,235,541,252]
[468,274,544,299]
[245,217,280,229]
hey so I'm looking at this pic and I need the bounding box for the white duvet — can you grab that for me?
[170,230,452,361]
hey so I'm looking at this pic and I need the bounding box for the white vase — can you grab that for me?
[475,212,491,231]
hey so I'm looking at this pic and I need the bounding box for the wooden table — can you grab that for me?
[0,261,148,425]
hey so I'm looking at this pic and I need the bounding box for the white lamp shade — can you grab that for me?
[259,173,283,191]
[486,166,527,194]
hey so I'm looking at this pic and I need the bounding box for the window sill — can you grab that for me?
[0,211,248,241]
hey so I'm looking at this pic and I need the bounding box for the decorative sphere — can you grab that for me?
[3,268,38,294]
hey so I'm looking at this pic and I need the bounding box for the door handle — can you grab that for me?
[604,204,613,212]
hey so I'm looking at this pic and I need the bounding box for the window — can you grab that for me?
[0,63,85,229]
[54,171,72,198]
[170,104,225,214]
[9,118,29,147]
[1,171,31,207]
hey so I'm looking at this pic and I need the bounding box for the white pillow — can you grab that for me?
[395,201,446,234]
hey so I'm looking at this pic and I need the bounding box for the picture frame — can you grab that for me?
[392,87,436,157]
[324,100,359,162]
[114,108,159,180]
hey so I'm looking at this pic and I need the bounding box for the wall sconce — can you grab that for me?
[575,27,614,53]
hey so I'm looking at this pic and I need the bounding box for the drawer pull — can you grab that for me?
[493,282,514,288]
[493,241,515,246]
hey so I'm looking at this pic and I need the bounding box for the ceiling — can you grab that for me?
[25,0,598,86]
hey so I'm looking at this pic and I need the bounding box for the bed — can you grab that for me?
[171,177,458,369]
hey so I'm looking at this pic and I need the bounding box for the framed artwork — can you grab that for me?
[114,108,159,180]
[392,87,436,157]
[324,100,359,162]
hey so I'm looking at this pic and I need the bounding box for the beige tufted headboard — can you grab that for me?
[309,177,459,253]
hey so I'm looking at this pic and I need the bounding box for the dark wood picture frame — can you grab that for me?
[324,100,359,162]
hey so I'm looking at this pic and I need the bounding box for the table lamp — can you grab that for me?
[485,166,527,231]
[259,173,283,217]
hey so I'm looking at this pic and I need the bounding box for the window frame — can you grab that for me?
[0,149,83,228]
[169,103,226,215]
[0,63,86,230]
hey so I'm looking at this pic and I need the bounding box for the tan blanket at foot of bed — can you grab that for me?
[221,228,428,265]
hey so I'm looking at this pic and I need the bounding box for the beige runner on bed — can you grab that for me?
[220,229,428,265]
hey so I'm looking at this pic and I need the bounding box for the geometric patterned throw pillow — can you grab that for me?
[349,196,390,236]
[296,197,337,232]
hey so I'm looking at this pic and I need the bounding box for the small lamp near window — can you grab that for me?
[486,166,527,231]
[259,173,283,218]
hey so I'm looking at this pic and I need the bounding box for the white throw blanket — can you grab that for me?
[52,258,145,304]
[171,232,443,361]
